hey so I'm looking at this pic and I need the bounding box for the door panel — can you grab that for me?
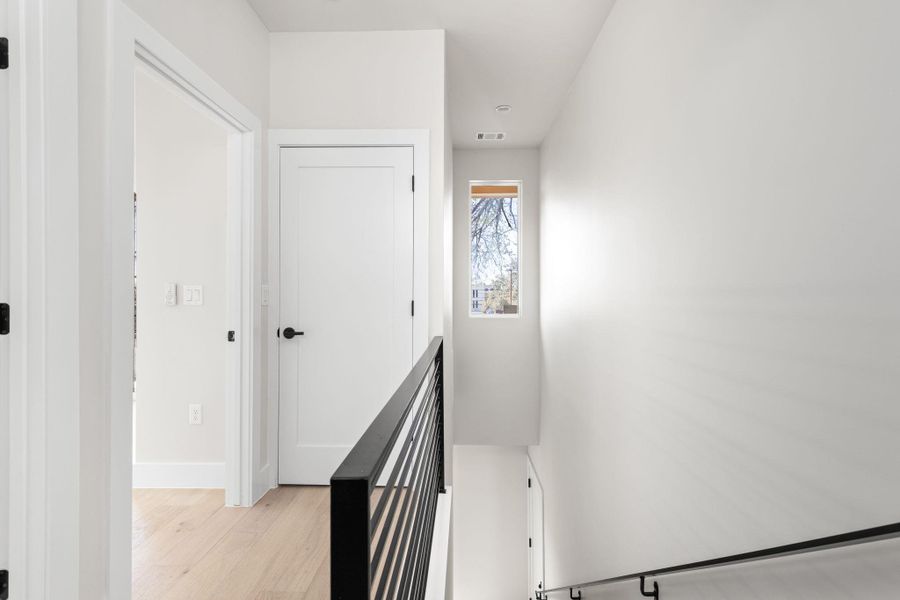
[528,460,545,599]
[0,0,10,572]
[279,146,414,484]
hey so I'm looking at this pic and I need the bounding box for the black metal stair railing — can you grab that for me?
[331,336,445,600]
[539,521,900,599]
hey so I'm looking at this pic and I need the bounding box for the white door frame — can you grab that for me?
[267,129,429,487]
[5,2,262,596]
[108,5,263,594]
[0,0,10,581]
[111,5,261,508]
[6,0,81,596]
[527,456,546,598]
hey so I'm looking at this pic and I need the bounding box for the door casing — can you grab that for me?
[6,3,264,597]
[528,455,546,598]
[107,6,263,597]
[0,0,10,580]
[6,0,81,595]
[268,129,430,487]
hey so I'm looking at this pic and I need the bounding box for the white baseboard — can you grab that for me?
[132,462,225,489]
[253,462,277,505]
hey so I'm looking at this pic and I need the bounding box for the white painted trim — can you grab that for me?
[112,4,261,508]
[527,455,545,596]
[467,179,524,319]
[267,129,430,485]
[424,487,453,600]
[132,463,226,489]
[7,0,81,596]
[0,0,10,577]
[109,4,264,597]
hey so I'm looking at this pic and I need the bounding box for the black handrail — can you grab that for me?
[331,336,445,600]
[540,521,900,598]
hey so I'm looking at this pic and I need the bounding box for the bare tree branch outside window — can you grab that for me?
[470,184,520,315]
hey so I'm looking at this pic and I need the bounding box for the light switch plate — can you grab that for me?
[183,285,203,306]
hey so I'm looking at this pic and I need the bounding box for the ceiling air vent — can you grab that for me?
[476,132,506,141]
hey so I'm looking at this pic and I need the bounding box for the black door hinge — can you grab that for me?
[227,330,235,342]
[410,300,415,317]
[527,477,532,488]
[0,38,8,70]
[528,537,532,548]
[1,569,8,600]
[0,303,9,335]
[411,175,415,192]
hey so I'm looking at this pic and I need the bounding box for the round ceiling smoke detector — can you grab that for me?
[495,104,512,113]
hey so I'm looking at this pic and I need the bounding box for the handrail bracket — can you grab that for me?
[639,576,659,599]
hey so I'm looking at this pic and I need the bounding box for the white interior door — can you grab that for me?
[0,0,10,576]
[278,146,415,484]
[528,460,545,599]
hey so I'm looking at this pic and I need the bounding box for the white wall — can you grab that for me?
[452,445,529,600]
[453,149,540,445]
[121,0,269,119]
[133,68,228,477]
[534,0,900,597]
[270,30,447,339]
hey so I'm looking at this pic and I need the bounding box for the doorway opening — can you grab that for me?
[131,45,255,597]
[131,61,238,594]
[108,13,264,595]
[131,62,232,492]
[528,457,545,599]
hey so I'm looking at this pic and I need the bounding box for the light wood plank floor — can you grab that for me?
[133,487,329,600]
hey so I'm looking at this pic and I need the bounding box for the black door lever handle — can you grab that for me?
[282,327,304,339]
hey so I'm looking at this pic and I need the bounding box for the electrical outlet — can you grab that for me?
[189,403,202,425]
[165,282,177,306]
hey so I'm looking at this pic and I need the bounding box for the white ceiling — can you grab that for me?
[247,0,617,148]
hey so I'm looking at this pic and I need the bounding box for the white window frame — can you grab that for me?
[468,179,524,319]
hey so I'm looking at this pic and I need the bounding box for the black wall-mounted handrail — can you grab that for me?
[331,336,445,600]
[541,521,900,598]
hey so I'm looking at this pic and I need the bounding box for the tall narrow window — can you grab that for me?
[470,181,521,317]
